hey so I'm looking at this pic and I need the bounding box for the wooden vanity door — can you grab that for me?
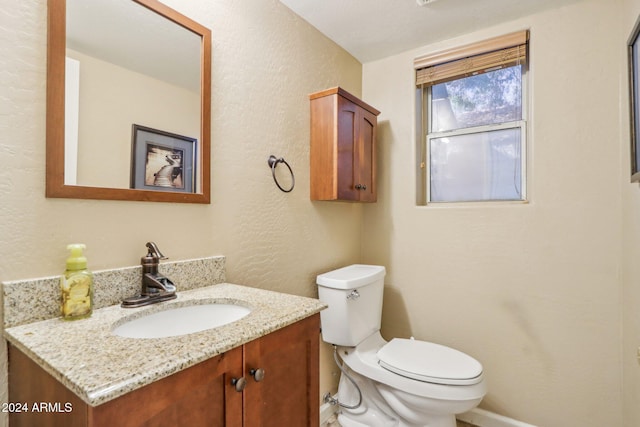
[9,343,243,427]
[89,346,244,427]
[243,314,320,427]
[8,344,87,427]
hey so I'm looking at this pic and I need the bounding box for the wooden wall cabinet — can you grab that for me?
[309,87,380,202]
[9,314,320,427]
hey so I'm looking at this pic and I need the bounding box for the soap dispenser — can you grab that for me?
[60,244,94,320]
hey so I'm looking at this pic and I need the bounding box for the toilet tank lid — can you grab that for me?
[316,264,386,289]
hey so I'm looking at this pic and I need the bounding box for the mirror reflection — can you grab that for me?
[66,0,201,190]
[46,0,211,203]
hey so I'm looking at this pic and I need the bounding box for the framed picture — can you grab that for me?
[131,125,197,193]
[629,16,640,182]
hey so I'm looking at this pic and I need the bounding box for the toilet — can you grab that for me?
[316,264,487,427]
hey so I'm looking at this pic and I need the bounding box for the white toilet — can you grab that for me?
[316,264,487,427]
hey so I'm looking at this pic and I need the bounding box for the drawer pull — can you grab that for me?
[250,368,265,382]
[231,377,246,392]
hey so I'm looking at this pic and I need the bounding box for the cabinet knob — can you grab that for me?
[250,368,265,382]
[355,184,362,190]
[361,184,367,190]
[231,377,247,392]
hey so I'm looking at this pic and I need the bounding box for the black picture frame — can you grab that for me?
[131,124,197,193]
[629,16,640,182]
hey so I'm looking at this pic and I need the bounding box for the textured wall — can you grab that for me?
[622,0,640,425]
[362,0,624,425]
[0,1,362,424]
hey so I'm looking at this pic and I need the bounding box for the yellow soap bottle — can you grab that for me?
[60,244,93,320]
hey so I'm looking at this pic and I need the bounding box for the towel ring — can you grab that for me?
[268,155,295,193]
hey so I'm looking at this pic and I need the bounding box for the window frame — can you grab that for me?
[415,30,530,206]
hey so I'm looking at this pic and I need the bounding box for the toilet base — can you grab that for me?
[336,365,459,427]
[335,367,400,427]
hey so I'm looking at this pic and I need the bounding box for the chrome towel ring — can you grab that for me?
[268,155,295,193]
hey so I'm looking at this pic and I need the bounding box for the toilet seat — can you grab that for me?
[340,332,487,401]
[377,338,483,386]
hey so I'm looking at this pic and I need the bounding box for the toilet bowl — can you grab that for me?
[316,265,487,427]
[337,332,486,427]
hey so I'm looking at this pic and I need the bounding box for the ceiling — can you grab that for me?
[278,0,585,63]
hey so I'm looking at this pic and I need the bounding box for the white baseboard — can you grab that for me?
[457,408,538,427]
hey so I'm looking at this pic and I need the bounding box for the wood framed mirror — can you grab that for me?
[46,0,211,203]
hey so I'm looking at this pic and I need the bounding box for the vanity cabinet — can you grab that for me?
[8,314,320,427]
[309,87,380,202]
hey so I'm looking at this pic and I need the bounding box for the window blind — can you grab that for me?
[415,30,529,87]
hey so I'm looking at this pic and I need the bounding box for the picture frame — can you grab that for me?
[628,15,640,182]
[131,125,197,193]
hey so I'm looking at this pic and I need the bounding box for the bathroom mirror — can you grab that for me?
[46,0,211,203]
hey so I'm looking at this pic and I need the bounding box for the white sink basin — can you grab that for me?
[112,303,252,339]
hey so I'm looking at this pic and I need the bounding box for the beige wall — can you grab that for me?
[0,0,361,425]
[623,0,640,425]
[362,0,625,425]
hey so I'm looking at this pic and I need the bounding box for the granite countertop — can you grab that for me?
[3,283,327,407]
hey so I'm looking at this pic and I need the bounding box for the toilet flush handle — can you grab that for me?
[347,289,360,300]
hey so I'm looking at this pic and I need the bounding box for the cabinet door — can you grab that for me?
[336,95,377,202]
[243,314,320,427]
[9,344,88,427]
[8,344,243,427]
[90,346,244,427]
[336,95,360,200]
[355,106,377,202]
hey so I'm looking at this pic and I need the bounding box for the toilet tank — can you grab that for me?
[316,264,386,346]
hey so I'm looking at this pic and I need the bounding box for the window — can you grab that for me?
[415,31,529,204]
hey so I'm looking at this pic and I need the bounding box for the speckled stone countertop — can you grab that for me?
[4,283,326,407]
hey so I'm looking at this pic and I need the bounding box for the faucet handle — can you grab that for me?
[145,242,168,260]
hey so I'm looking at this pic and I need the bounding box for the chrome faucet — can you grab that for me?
[122,242,177,308]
